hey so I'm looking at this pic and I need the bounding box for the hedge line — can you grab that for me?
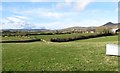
[50,33,115,42]
[1,39,41,43]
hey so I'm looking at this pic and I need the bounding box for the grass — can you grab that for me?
[2,35,119,71]
[1,33,85,41]
[1,36,32,41]
[75,35,118,42]
[31,33,94,41]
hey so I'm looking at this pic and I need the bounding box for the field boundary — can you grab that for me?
[0,39,41,43]
[50,34,116,42]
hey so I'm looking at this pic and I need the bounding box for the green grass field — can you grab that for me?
[31,33,95,41]
[1,33,86,41]
[1,36,32,41]
[2,35,119,71]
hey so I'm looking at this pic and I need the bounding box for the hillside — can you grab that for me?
[95,22,119,32]
[102,22,119,27]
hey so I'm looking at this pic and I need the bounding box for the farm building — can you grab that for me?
[111,28,119,33]
[116,28,120,33]
[90,31,95,33]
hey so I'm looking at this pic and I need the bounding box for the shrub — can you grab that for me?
[50,32,115,42]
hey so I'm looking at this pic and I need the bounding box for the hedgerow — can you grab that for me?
[50,32,115,42]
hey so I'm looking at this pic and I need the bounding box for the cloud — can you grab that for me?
[6,17,22,22]
[56,0,92,11]
[13,15,28,20]
[2,17,24,29]
[75,0,92,11]
[12,7,74,19]
[34,21,81,29]
[44,12,73,19]
[2,16,35,29]
[4,15,28,23]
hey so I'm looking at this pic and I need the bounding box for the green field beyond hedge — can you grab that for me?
[2,35,118,71]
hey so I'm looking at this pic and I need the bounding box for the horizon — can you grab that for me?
[1,1,118,30]
[1,21,119,30]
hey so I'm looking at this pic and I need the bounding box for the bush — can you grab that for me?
[50,32,115,42]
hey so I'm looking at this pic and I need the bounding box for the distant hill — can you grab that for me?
[2,22,119,33]
[2,29,50,33]
[102,22,115,26]
[102,22,119,27]
[97,22,119,30]
[59,22,119,31]
[60,26,95,31]
[55,22,119,33]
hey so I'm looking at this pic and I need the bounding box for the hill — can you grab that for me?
[95,22,119,32]
[102,22,119,27]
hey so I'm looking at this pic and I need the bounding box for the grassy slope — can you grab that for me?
[1,36,32,41]
[2,35,118,71]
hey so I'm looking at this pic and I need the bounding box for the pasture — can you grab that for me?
[2,36,32,41]
[30,33,97,41]
[2,35,119,71]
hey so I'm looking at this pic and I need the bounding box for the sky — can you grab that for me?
[1,0,118,29]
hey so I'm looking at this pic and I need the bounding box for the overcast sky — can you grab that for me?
[1,0,118,29]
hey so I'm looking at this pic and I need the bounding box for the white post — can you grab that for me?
[106,44,120,56]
